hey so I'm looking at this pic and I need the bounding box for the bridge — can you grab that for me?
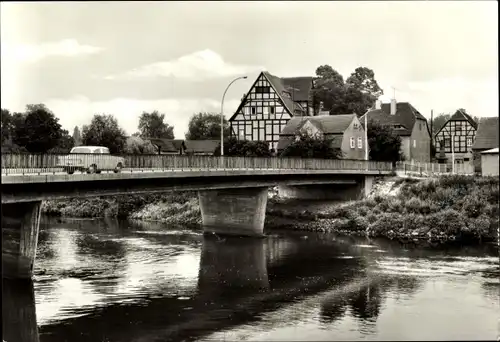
[1,153,393,279]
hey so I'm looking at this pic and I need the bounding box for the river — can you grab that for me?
[2,216,499,342]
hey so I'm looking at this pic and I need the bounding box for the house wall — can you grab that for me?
[229,73,292,151]
[481,153,499,176]
[340,117,366,160]
[409,118,431,162]
[400,136,411,162]
[435,119,476,165]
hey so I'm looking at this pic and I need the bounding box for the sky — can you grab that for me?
[1,1,498,139]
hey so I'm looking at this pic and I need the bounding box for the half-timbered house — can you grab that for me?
[434,109,478,166]
[229,71,314,151]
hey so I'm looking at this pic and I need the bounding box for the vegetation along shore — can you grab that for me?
[42,175,499,246]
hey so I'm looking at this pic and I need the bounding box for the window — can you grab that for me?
[444,138,450,148]
[413,140,416,148]
[456,125,462,132]
[419,122,422,130]
[467,137,473,147]
[251,107,256,115]
[353,123,358,130]
[270,106,275,114]
[350,137,355,149]
[255,86,270,93]
[357,137,362,149]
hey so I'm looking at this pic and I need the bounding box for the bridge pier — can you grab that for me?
[2,201,42,279]
[198,187,268,237]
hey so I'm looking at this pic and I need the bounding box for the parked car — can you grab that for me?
[57,146,125,174]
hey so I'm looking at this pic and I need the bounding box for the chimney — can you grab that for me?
[390,99,397,115]
[375,100,381,110]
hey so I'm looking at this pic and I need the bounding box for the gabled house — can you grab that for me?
[360,99,431,163]
[434,109,478,166]
[229,71,315,151]
[277,114,367,160]
[184,140,220,155]
[148,138,185,155]
[472,116,499,173]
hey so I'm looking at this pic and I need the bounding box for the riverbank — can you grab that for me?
[42,175,499,245]
[267,176,499,244]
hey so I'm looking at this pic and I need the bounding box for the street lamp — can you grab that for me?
[221,75,247,156]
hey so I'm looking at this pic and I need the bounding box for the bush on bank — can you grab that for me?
[266,175,499,244]
[41,192,199,224]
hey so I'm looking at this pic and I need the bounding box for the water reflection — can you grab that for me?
[2,279,39,342]
[198,236,270,297]
[3,217,498,342]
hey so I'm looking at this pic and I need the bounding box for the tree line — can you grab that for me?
[1,105,230,154]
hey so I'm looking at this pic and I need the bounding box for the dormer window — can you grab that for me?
[282,91,291,99]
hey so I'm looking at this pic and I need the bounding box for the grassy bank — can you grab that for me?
[42,175,499,244]
[267,175,499,244]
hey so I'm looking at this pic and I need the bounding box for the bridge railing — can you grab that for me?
[1,153,393,175]
[394,161,474,176]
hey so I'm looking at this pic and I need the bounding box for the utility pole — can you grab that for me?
[430,109,434,161]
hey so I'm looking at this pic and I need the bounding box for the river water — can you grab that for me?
[3,216,499,342]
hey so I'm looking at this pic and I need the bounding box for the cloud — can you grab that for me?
[43,96,241,139]
[105,49,264,81]
[1,39,103,64]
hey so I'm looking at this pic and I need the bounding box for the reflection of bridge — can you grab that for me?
[3,234,387,342]
[1,154,392,279]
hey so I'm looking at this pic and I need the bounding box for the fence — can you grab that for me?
[395,161,474,176]
[1,153,393,175]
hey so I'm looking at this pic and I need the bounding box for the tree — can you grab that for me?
[315,65,345,87]
[124,136,157,154]
[345,67,383,98]
[138,111,174,139]
[280,133,342,159]
[72,126,82,146]
[12,104,64,153]
[185,112,230,140]
[312,65,382,116]
[1,108,13,144]
[48,129,74,153]
[367,121,404,163]
[82,114,126,154]
[214,137,272,157]
[431,113,451,136]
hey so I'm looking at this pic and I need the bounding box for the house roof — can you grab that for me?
[360,102,427,136]
[448,109,478,129]
[473,117,499,150]
[281,76,314,102]
[147,138,184,152]
[277,131,344,151]
[481,147,499,154]
[280,114,357,136]
[263,71,307,116]
[184,140,220,154]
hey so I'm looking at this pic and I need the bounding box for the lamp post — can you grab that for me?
[221,76,247,156]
